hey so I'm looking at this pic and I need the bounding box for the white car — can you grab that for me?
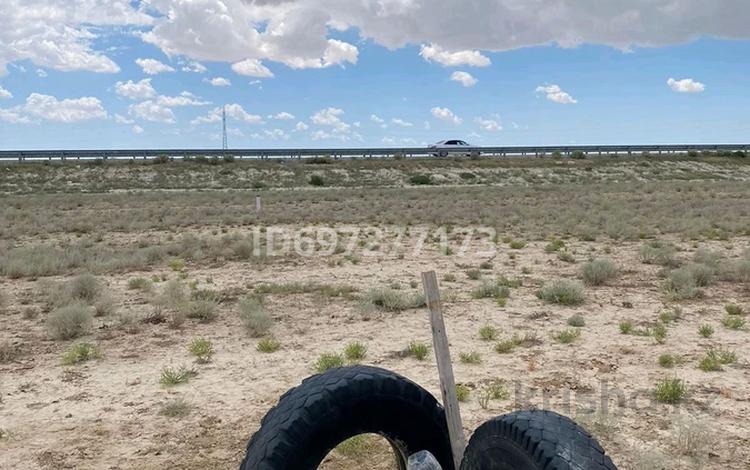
[428,140,480,157]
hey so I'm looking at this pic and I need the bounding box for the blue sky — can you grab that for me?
[1,1,749,149]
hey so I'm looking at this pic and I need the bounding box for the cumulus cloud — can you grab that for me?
[129,100,176,123]
[295,121,309,131]
[535,84,577,104]
[269,112,295,120]
[370,114,386,128]
[431,106,462,125]
[311,107,350,132]
[667,77,705,93]
[180,60,207,73]
[420,44,491,67]
[231,59,274,78]
[155,92,210,107]
[205,77,231,87]
[0,93,108,123]
[132,125,144,134]
[114,114,134,124]
[115,78,156,100]
[191,104,263,125]
[450,71,477,87]
[0,85,12,99]
[391,118,413,127]
[135,58,175,75]
[475,115,502,131]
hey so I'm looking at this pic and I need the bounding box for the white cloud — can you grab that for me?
[370,114,386,128]
[269,112,295,120]
[205,77,231,87]
[311,130,331,141]
[129,100,175,123]
[181,60,207,73]
[450,71,477,87]
[0,93,107,123]
[36,69,47,78]
[391,118,413,127]
[311,107,350,132]
[115,78,156,100]
[535,84,577,104]
[431,106,462,125]
[155,92,210,107]
[667,77,705,93]
[114,113,134,124]
[135,58,175,75]
[475,115,502,131]
[382,137,396,145]
[0,85,12,99]
[231,59,274,78]
[420,44,491,67]
[295,121,309,131]
[132,125,144,134]
[191,104,263,125]
[264,128,290,140]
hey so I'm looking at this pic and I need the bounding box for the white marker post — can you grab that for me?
[421,271,466,469]
[256,194,262,215]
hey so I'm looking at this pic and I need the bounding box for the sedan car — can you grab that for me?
[428,140,480,157]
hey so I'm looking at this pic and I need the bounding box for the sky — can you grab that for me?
[0,1,749,149]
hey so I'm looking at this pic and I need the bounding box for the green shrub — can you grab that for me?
[455,384,470,402]
[567,314,585,327]
[61,342,99,365]
[619,320,634,335]
[344,341,368,362]
[239,295,272,336]
[466,269,481,280]
[722,315,746,330]
[725,304,744,316]
[663,268,702,300]
[553,328,581,344]
[442,273,457,282]
[256,337,281,353]
[698,324,714,338]
[159,398,192,418]
[494,339,516,354]
[68,274,102,303]
[314,352,345,373]
[653,377,688,403]
[581,259,618,286]
[544,238,565,252]
[159,365,196,386]
[509,240,526,249]
[188,337,214,363]
[459,351,482,364]
[536,279,585,305]
[409,174,432,185]
[652,323,668,344]
[658,354,676,368]
[408,341,430,361]
[557,251,576,263]
[186,299,218,323]
[46,303,93,340]
[168,258,185,271]
[309,174,326,186]
[479,325,498,341]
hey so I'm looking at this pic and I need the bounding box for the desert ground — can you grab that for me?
[1,154,749,470]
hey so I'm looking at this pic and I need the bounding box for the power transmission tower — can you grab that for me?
[222,105,228,150]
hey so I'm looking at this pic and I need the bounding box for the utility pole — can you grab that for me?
[222,105,228,150]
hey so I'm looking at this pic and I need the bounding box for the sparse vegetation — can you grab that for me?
[536,279,585,305]
[725,303,744,316]
[361,287,424,312]
[567,314,585,327]
[479,325,498,341]
[553,328,581,344]
[455,384,470,402]
[698,324,714,338]
[159,398,192,418]
[407,341,430,361]
[658,353,677,368]
[471,280,510,300]
[459,351,482,364]
[722,315,746,330]
[128,277,152,291]
[61,342,100,365]
[663,267,702,300]
[186,299,218,323]
[344,341,368,362]
[640,241,679,267]
[159,365,196,386]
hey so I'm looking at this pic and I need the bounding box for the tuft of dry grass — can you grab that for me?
[238,295,272,336]
[536,279,585,305]
[581,258,618,286]
[46,303,93,340]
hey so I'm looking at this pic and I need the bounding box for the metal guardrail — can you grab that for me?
[0,144,747,162]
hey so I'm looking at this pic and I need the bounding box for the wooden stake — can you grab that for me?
[421,271,465,469]
[255,194,262,215]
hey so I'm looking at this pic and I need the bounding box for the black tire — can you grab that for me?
[460,410,617,470]
[241,365,454,470]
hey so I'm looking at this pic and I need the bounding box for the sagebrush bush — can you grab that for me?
[567,314,586,327]
[238,295,272,337]
[361,287,424,312]
[640,241,679,267]
[46,303,92,340]
[471,280,510,300]
[466,269,481,280]
[658,353,676,368]
[459,351,482,364]
[61,342,100,365]
[479,325,498,341]
[128,277,152,291]
[455,384,470,402]
[159,398,192,418]
[581,259,618,286]
[553,328,581,344]
[186,299,218,323]
[314,352,344,373]
[67,274,102,304]
[725,304,744,316]
[722,315,746,330]
[663,268,702,300]
[536,280,584,305]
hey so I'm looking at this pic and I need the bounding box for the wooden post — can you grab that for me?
[421,271,465,469]
[255,194,262,215]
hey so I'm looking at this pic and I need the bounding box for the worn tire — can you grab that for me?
[240,365,454,470]
[460,410,617,470]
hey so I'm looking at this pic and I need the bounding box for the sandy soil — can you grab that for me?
[1,230,749,469]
